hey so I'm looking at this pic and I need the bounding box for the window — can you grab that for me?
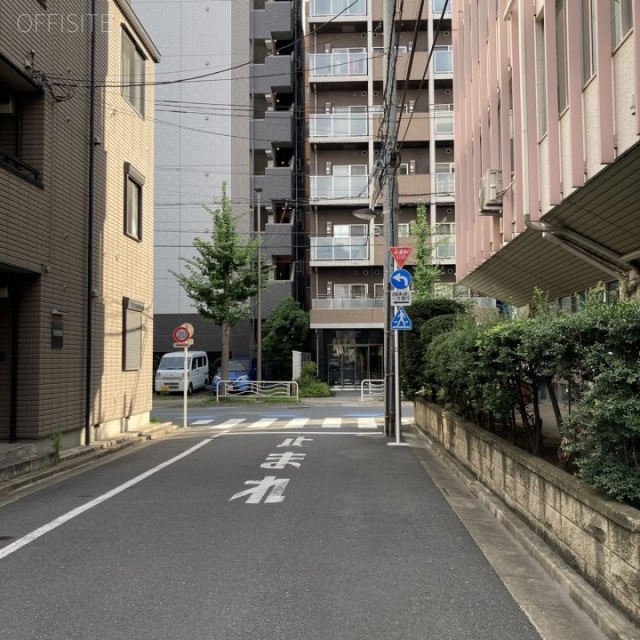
[123,298,144,371]
[612,0,633,48]
[333,224,367,237]
[334,284,367,299]
[124,162,145,240]
[374,283,384,299]
[121,29,145,115]
[556,0,568,112]
[0,69,44,183]
[582,0,596,82]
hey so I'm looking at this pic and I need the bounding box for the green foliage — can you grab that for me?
[51,431,62,464]
[423,291,640,505]
[262,296,310,380]
[297,361,332,397]
[399,298,467,399]
[171,182,268,326]
[412,203,444,301]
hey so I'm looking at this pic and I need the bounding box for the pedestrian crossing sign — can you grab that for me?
[391,308,412,330]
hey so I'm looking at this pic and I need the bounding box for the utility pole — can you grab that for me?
[254,186,263,382]
[382,0,399,437]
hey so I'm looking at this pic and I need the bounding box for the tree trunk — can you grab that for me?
[546,378,563,433]
[221,319,231,379]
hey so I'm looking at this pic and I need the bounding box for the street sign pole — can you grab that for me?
[173,324,194,430]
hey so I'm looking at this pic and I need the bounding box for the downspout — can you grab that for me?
[85,4,97,445]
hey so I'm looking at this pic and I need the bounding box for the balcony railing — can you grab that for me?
[310,175,369,200]
[313,297,383,310]
[434,46,453,74]
[0,149,41,183]
[310,236,369,261]
[310,0,367,16]
[433,0,452,16]
[309,113,368,137]
[433,104,454,137]
[308,52,368,77]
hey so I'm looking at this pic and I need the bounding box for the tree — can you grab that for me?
[262,296,310,380]
[412,202,444,301]
[171,183,269,379]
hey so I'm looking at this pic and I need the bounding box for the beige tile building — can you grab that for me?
[0,0,159,449]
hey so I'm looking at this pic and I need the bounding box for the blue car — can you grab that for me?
[212,358,257,393]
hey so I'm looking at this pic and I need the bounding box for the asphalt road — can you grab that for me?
[0,402,606,640]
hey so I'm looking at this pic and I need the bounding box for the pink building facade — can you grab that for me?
[453,0,639,308]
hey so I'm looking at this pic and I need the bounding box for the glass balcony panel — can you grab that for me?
[434,47,453,74]
[435,173,455,197]
[309,52,367,77]
[311,0,367,15]
[432,0,452,15]
[434,112,454,135]
[310,175,368,199]
[310,236,369,261]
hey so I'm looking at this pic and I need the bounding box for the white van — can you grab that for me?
[155,351,209,394]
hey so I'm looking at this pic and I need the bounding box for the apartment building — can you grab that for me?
[454,1,639,309]
[0,0,159,446]
[131,0,303,363]
[305,0,456,386]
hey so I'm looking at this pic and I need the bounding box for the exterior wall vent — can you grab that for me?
[479,169,504,214]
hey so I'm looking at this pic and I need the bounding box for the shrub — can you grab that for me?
[297,362,332,398]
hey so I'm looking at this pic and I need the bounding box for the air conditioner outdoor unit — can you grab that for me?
[479,169,503,214]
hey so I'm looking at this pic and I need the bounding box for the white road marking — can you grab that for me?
[285,418,310,429]
[358,417,378,429]
[248,418,278,430]
[191,419,214,425]
[0,438,214,561]
[211,419,245,429]
[322,417,342,429]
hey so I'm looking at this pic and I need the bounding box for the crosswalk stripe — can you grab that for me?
[191,419,214,426]
[357,417,377,429]
[248,418,278,430]
[285,418,310,429]
[322,417,342,429]
[210,419,245,430]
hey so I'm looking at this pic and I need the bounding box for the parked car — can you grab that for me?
[212,358,257,393]
[155,351,209,395]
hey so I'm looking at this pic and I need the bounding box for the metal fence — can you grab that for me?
[215,381,299,402]
[360,379,384,402]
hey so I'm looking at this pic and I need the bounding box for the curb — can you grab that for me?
[409,424,640,640]
[0,422,178,496]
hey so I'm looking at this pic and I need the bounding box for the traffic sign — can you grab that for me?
[173,339,194,349]
[173,325,190,343]
[390,289,412,306]
[390,246,413,269]
[390,268,412,290]
[391,308,412,330]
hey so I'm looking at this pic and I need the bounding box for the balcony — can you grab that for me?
[253,55,293,95]
[373,111,429,142]
[252,1,293,41]
[310,298,384,328]
[397,173,429,204]
[254,166,292,202]
[310,236,369,266]
[309,112,368,141]
[433,105,454,139]
[308,51,368,80]
[310,174,369,204]
[309,0,367,20]
[372,51,436,83]
[433,165,455,202]
[372,0,420,21]
[432,0,453,17]
[433,46,453,78]
[253,111,293,151]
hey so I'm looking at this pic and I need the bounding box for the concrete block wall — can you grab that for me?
[414,398,640,626]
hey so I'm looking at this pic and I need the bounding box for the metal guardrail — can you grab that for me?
[360,379,384,402]
[215,381,299,402]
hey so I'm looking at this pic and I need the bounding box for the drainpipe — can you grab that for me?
[85,4,97,446]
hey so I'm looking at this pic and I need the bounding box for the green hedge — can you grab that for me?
[424,296,640,506]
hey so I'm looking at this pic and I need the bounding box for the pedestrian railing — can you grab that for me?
[360,379,384,402]
[215,381,299,402]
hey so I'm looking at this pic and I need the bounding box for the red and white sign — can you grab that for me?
[389,246,413,269]
[173,325,190,343]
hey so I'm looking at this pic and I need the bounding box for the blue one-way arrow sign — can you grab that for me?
[391,308,412,330]
[390,268,412,290]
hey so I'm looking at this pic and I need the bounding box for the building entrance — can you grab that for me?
[328,344,383,389]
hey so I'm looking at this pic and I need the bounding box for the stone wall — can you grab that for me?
[414,398,640,626]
